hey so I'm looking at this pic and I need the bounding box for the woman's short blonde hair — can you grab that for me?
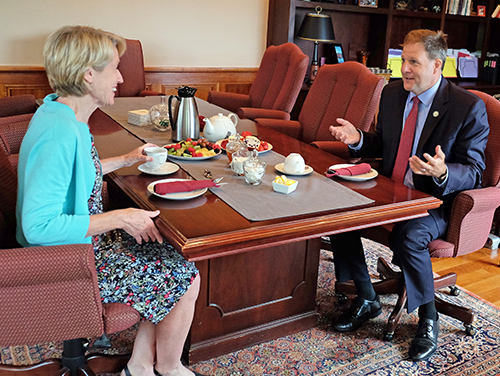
[44,25,126,97]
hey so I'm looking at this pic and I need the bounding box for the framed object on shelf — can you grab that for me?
[359,0,378,7]
[477,5,486,16]
[327,43,345,64]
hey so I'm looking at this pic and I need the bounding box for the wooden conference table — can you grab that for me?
[89,97,441,363]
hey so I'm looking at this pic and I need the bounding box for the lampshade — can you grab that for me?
[297,7,335,42]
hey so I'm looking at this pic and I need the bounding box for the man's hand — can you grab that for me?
[329,118,361,145]
[409,145,447,179]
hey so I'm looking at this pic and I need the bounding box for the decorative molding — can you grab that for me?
[0,66,258,100]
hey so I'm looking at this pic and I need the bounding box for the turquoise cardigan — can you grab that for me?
[16,94,95,246]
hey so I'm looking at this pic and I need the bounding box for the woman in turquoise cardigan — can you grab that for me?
[16,25,204,376]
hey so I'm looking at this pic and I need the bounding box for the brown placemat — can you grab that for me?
[173,151,374,221]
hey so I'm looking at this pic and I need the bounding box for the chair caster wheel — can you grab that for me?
[383,330,394,341]
[449,286,460,296]
[336,293,348,304]
[465,325,475,336]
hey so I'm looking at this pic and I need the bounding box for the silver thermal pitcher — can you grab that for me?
[168,86,200,142]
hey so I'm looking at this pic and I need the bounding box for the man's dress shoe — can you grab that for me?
[331,295,382,332]
[409,316,439,361]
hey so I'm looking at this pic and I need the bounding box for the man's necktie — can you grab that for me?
[391,96,420,184]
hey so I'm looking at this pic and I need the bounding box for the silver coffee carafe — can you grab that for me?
[168,86,200,142]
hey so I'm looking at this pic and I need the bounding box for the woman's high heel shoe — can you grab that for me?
[153,368,207,376]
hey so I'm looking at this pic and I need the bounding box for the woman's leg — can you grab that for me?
[154,274,201,376]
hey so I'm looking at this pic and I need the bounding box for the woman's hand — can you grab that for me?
[87,208,163,244]
[101,143,156,174]
[117,208,163,244]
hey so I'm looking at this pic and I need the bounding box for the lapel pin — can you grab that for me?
[433,111,439,118]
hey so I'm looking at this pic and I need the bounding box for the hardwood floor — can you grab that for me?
[432,247,500,307]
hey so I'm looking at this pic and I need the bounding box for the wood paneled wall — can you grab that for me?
[0,67,258,101]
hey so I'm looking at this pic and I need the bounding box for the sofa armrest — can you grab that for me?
[238,108,290,121]
[0,95,37,118]
[207,91,251,113]
[447,187,500,257]
[254,118,302,140]
[139,90,164,97]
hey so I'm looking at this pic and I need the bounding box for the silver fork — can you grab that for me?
[203,169,227,185]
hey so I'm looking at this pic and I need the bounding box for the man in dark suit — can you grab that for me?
[328,29,489,361]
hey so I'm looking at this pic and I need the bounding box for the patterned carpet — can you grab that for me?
[2,239,500,375]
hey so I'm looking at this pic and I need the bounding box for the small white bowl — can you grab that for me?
[272,180,298,194]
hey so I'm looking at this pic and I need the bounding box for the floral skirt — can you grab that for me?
[93,230,198,324]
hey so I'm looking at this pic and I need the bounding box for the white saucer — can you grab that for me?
[275,163,313,176]
[138,162,179,175]
[328,163,378,181]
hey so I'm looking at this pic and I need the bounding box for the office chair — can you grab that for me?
[334,89,500,341]
[207,43,309,121]
[116,39,162,97]
[255,62,383,159]
[0,123,140,376]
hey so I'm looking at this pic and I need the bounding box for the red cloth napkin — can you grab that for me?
[326,163,372,178]
[154,180,217,195]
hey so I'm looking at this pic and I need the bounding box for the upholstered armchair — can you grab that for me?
[116,39,163,97]
[207,43,309,121]
[0,121,136,376]
[335,89,500,341]
[255,62,384,159]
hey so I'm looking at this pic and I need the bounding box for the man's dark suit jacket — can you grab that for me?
[351,77,489,214]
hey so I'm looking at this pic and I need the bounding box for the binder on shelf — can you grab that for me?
[387,57,402,78]
[483,55,500,85]
[458,57,478,78]
[442,57,457,78]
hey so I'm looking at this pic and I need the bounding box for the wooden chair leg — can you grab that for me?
[0,360,63,376]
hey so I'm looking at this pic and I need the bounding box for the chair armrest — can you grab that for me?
[0,244,104,345]
[447,187,500,257]
[0,95,37,118]
[207,91,251,113]
[310,141,352,160]
[0,113,33,154]
[238,108,290,121]
[254,118,302,139]
[139,90,164,97]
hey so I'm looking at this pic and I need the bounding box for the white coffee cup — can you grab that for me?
[284,153,305,174]
[145,146,168,170]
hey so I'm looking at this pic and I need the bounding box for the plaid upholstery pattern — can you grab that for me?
[208,43,308,120]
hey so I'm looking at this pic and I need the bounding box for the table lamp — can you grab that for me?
[297,6,335,83]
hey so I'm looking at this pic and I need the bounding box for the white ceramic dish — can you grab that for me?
[215,139,273,154]
[163,144,222,161]
[272,180,298,194]
[147,178,208,200]
[328,163,379,181]
[138,162,179,175]
[274,163,313,176]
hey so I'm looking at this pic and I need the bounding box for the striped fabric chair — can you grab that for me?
[208,43,309,121]
[255,61,384,159]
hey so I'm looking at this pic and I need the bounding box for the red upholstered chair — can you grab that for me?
[116,39,162,97]
[207,43,309,121]
[0,94,37,118]
[0,132,139,375]
[255,62,384,159]
[336,89,500,341]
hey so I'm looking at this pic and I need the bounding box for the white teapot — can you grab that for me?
[203,113,238,142]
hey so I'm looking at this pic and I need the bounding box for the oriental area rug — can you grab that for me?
[2,239,500,375]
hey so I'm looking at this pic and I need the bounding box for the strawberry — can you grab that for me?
[241,131,252,138]
[173,143,182,150]
[187,147,196,153]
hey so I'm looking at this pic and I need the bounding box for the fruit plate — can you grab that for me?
[215,139,273,154]
[163,144,222,161]
[147,178,208,200]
